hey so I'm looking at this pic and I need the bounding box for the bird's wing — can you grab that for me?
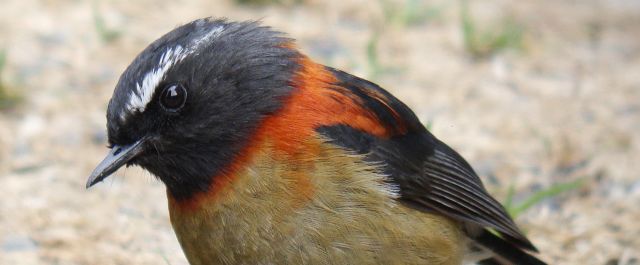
[316,68,539,253]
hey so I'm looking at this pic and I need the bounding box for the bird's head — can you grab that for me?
[87,18,300,199]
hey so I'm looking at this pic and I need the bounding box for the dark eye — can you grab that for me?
[159,84,187,111]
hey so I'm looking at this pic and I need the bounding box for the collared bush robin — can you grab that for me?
[87,18,546,265]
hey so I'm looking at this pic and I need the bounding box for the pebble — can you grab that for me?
[1,234,38,252]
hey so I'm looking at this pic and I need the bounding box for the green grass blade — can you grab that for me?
[508,179,584,218]
[503,183,516,211]
[460,0,476,54]
[366,32,381,79]
[0,49,6,77]
[92,4,121,43]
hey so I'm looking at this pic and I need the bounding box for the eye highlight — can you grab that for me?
[159,83,187,112]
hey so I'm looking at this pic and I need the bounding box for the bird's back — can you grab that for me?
[168,56,543,265]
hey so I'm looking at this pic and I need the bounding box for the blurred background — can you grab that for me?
[0,0,638,264]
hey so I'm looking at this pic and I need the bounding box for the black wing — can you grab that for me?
[317,68,544,264]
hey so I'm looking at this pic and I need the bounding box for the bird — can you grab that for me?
[87,18,546,265]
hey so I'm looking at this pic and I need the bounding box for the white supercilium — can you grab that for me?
[122,25,225,120]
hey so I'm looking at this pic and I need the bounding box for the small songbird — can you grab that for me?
[87,18,545,265]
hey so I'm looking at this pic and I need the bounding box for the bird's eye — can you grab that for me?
[159,84,187,112]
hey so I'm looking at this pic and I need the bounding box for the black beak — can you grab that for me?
[86,139,145,188]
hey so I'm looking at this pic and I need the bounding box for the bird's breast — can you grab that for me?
[168,137,465,265]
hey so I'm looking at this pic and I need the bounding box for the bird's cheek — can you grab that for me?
[132,151,161,170]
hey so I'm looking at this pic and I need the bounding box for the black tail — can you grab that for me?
[474,229,547,265]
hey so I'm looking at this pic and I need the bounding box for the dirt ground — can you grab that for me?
[0,0,638,264]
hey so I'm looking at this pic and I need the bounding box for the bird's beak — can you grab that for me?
[86,139,145,189]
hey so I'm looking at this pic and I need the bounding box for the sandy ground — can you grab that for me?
[0,0,639,264]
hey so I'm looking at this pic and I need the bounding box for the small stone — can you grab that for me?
[2,235,38,252]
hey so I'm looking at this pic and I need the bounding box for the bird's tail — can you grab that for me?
[473,229,547,265]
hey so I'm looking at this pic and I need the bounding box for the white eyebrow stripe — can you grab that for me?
[125,46,184,116]
[122,25,225,120]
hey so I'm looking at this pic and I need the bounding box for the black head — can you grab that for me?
[87,18,300,200]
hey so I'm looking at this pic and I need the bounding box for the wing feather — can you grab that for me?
[316,68,543,263]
